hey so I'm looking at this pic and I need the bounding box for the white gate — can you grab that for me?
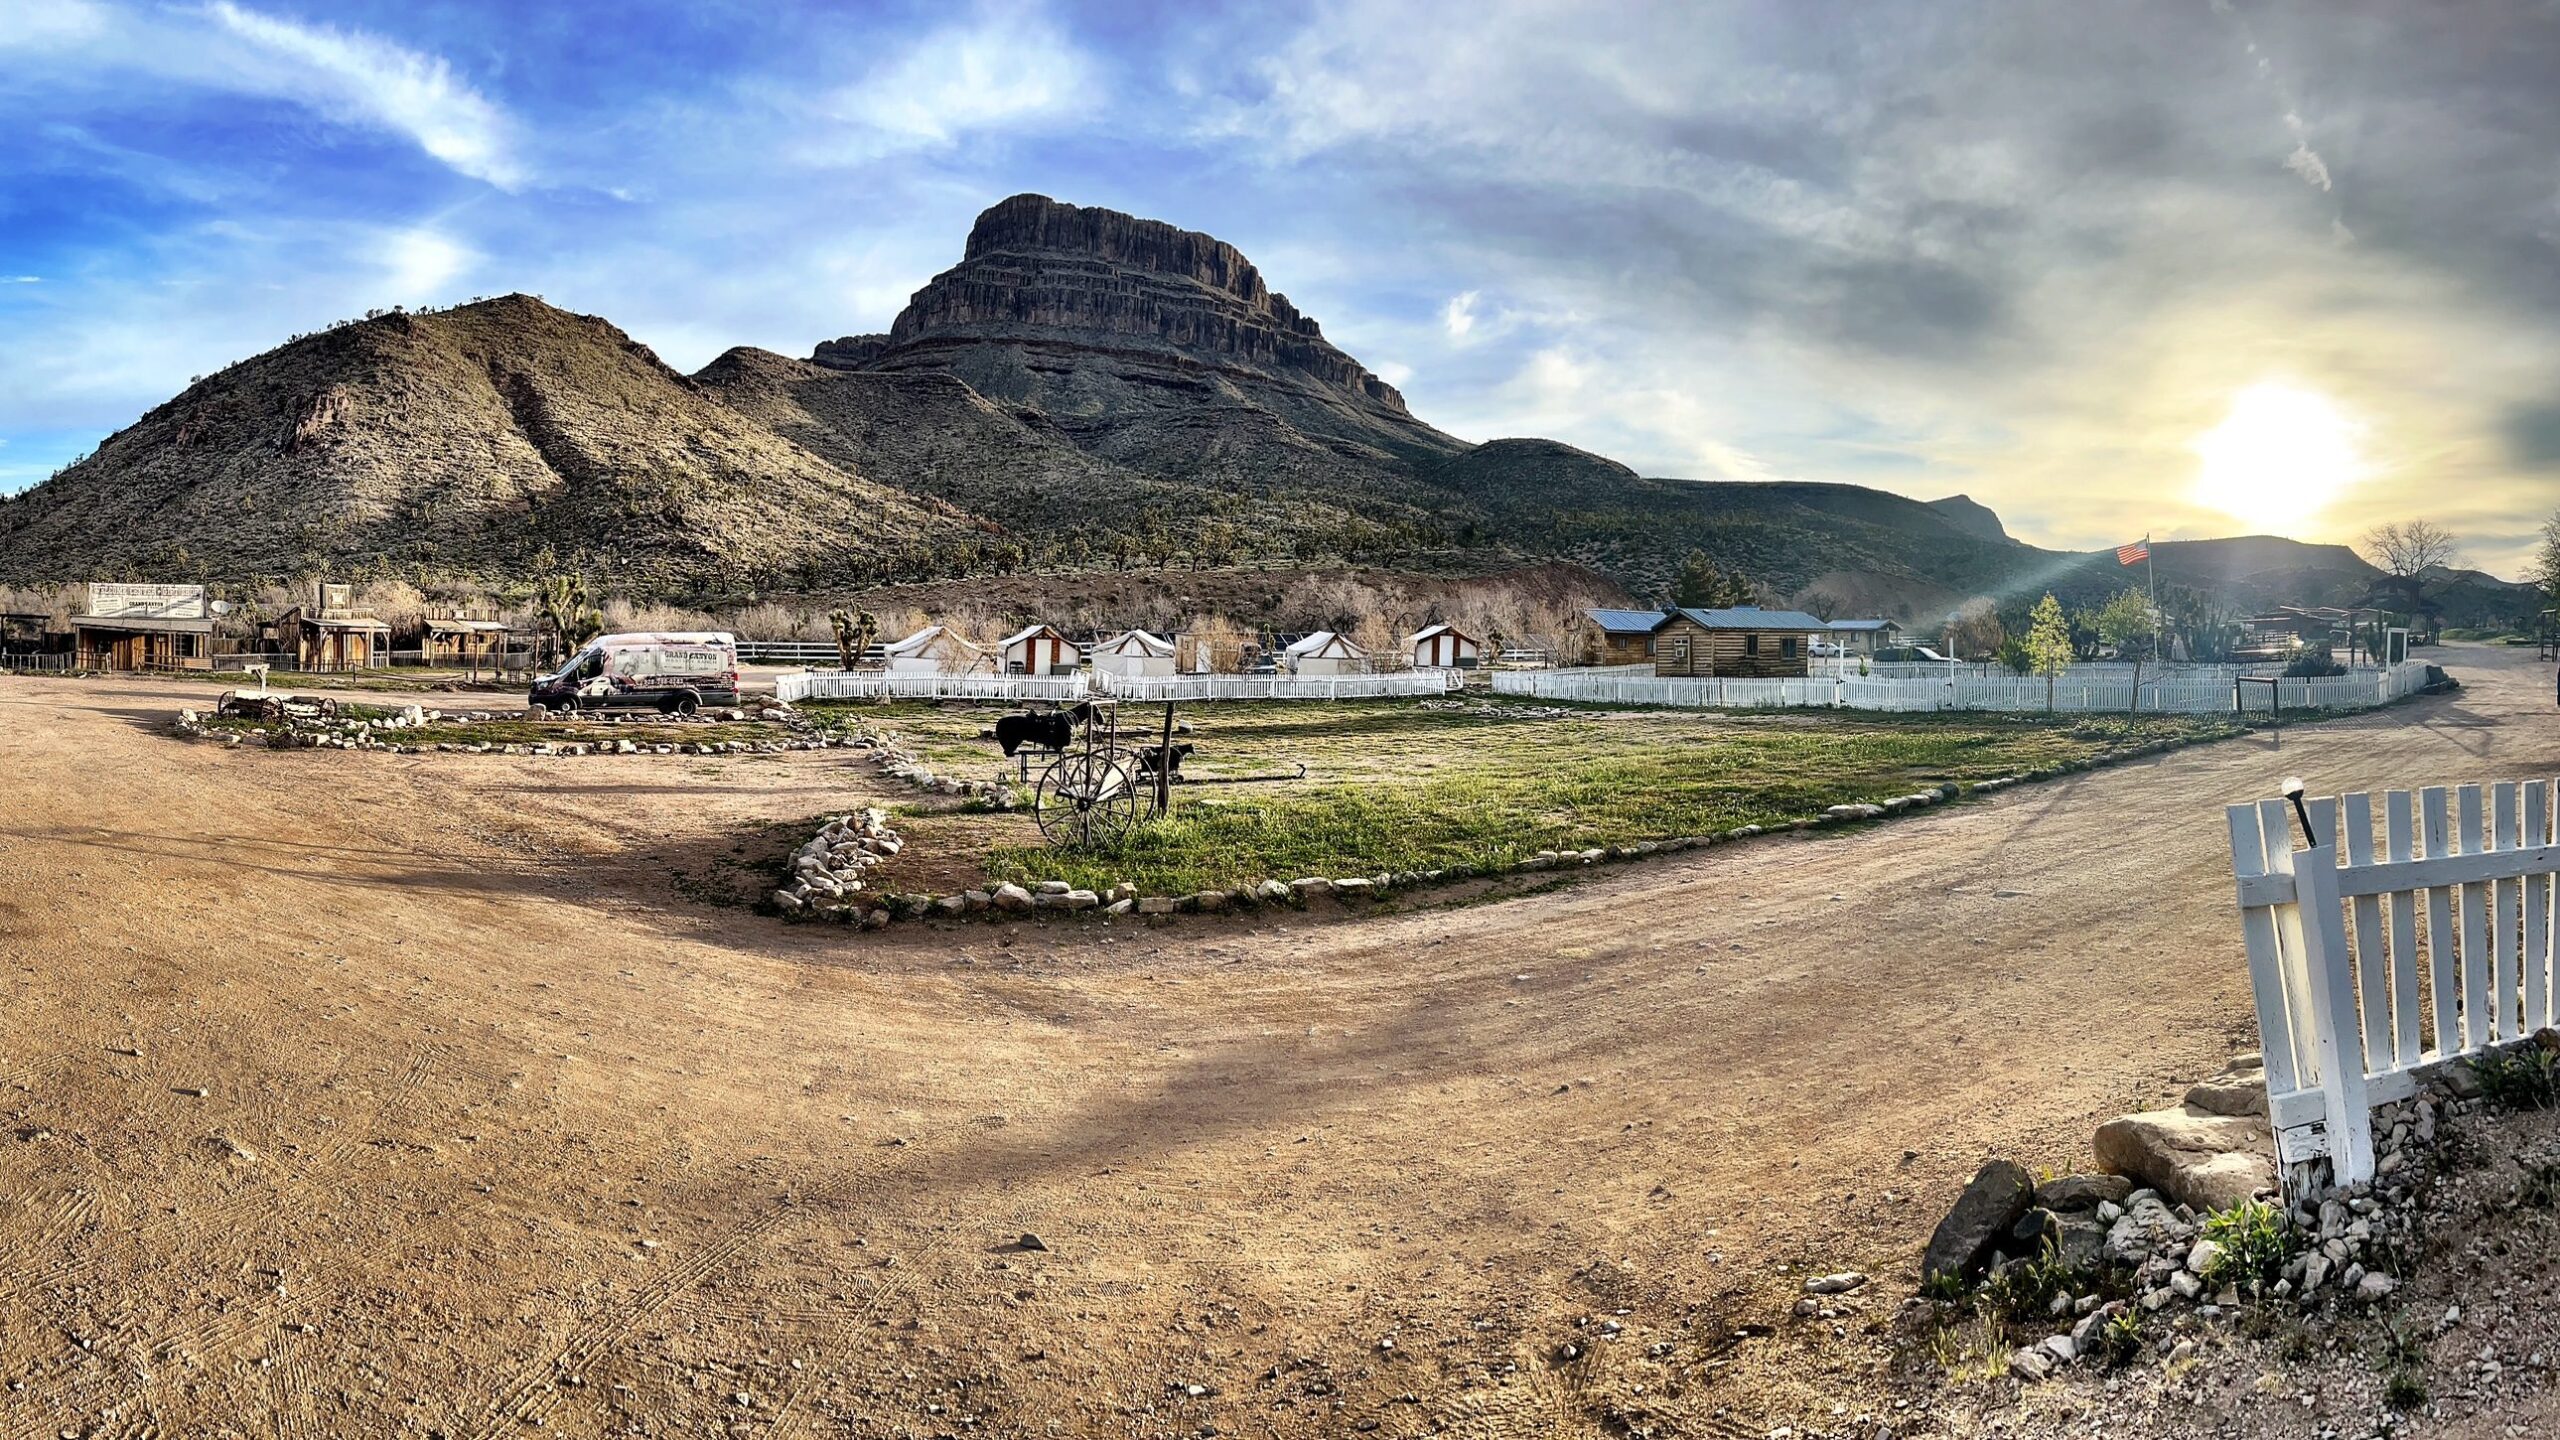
[2226,779,2560,1194]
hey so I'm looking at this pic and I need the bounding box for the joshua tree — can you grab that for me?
[829,609,858,671]
[536,572,602,661]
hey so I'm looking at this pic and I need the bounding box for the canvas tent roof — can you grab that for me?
[1284,630,1365,658]
[1407,622,1474,643]
[998,623,1070,648]
[884,625,969,656]
[1097,628,1175,656]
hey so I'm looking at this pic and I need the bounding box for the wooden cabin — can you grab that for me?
[274,606,391,671]
[1092,628,1177,677]
[882,624,990,675]
[998,623,1083,676]
[422,615,512,666]
[1407,623,1481,669]
[1825,619,1900,657]
[1650,606,1829,678]
[1578,608,1667,666]
[1282,630,1369,676]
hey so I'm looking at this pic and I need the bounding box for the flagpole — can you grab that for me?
[2145,533,2160,661]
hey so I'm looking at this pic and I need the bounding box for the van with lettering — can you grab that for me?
[527,632,740,716]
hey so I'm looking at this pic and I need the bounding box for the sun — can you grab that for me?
[2187,383,2365,533]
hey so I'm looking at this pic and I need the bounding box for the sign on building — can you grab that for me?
[317,583,352,613]
[86,583,208,620]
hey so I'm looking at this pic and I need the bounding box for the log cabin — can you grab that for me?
[1650,606,1830,678]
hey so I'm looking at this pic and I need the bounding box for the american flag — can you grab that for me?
[2116,538,2150,566]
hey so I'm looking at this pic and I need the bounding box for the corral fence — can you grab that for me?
[772,668,1465,704]
[2226,779,2560,1199]
[0,653,75,672]
[1495,660,2431,714]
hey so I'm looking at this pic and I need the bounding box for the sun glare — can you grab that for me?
[2188,383,2365,532]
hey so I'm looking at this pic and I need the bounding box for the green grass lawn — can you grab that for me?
[802,698,2245,896]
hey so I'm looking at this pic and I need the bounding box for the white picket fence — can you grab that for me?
[2225,780,2560,1197]
[774,672,1090,703]
[1095,670,1462,701]
[774,668,1463,704]
[1496,660,2430,715]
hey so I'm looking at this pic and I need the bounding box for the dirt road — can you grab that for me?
[1,647,2551,1438]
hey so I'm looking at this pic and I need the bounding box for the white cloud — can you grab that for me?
[2283,140,2332,192]
[0,0,109,49]
[3,2,526,189]
[7,276,41,284]
[201,2,525,189]
[1441,290,1479,339]
[822,2,1093,152]
[379,228,472,299]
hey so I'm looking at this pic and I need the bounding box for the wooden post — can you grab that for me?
[2296,799,2375,1187]
[1157,702,1173,815]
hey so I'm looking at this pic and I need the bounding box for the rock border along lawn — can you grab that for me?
[774,726,2215,931]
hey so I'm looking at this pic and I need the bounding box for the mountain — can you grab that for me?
[1926,494,2014,545]
[810,193,1465,494]
[0,296,962,594]
[0,193,2534,628]
[2150,536,2537,628]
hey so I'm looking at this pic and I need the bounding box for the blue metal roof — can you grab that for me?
[1585,608,1670,633]
[1671,606,1832,631]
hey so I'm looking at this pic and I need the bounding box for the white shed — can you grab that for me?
[999,623,1083,676]
[1283,630,1369,676]
[1092,628,1176,677]
[1407,623,1481,670]
[881,625,987,675]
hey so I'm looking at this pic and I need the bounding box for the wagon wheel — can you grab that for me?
[1034,749,1148,847]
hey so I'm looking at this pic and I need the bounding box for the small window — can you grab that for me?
[1781,637,1798,658]
[1744,634,1761,656]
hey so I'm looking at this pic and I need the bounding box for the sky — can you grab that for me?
[2,0,2556,576]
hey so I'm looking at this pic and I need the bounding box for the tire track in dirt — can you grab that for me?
[0,1044,448,1438]
[0,1044,445,1304]
[463,1145,923,1439]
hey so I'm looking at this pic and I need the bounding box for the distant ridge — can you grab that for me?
[0,195,2533,626]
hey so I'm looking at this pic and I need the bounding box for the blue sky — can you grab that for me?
[4,0,2556,574]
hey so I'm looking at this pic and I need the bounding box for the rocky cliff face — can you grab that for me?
[812,194,1461,480]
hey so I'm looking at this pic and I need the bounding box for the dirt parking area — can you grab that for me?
[0,648,2551,1438]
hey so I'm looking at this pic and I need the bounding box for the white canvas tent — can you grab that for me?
[1407,623,1480,669]
[1092,628,1176,677]
[1283,630,1369,676]
[881,625,989,675]
[998,623,1082,676]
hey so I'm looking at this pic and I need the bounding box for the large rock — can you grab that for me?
[2035,1174,2134,1212]
[2093,1106,2276,1213]
[1923,1160,2035,1283]
[2182,1068,2269,1118]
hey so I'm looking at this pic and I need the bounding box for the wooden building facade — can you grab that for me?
[1578,608,1667,666]
[1649,606,1830,678]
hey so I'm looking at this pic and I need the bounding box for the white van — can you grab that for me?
[528,632,740,715]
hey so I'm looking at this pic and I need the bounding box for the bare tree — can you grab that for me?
[2359,520,2465,636]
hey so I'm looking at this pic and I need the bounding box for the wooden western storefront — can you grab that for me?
[72,618,215,671]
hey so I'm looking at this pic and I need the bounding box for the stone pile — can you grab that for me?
[1918,1048,2469,1388]
[769,809,904,924]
